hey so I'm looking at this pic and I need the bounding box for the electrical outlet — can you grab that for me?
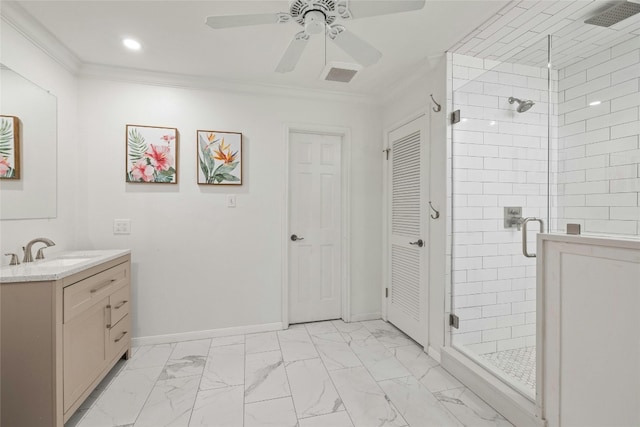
[113,219,131,235]
[227,195,236,208]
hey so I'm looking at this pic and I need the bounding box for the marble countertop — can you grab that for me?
[0,249,131,283]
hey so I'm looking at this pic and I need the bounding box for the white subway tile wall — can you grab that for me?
[450,53,546,354]
[449,36,639,358]
[557,37,640,236]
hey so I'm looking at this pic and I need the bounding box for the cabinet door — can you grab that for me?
[63,296,109,411]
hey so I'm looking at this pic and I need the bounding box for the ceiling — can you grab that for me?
[14,0,509,96]
[451,0,640,69]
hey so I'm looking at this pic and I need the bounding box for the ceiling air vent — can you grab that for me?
[320,62,361,83]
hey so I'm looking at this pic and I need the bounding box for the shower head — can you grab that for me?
[508,97,535,113]
[585,1,640,27]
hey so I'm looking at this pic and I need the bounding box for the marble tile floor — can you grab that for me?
[66,320,513,427]
[480,346,536,393]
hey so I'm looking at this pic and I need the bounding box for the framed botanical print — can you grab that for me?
[126,124,178,184]
[197,130,242,185]
[0,115,20,179]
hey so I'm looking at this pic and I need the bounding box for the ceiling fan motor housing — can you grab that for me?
[289,0,348,26]
[304,10,327,34]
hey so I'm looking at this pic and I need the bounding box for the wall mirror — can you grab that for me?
[0,64,57,220]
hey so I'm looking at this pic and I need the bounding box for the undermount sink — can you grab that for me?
[33,258,92,267]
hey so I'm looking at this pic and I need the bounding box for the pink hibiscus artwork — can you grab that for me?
[126,125,178,183]
[0,115,20,180]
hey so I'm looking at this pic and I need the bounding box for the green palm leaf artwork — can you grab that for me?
[127,128,148,163]
[126,125,178,184]
[0,117,13,158]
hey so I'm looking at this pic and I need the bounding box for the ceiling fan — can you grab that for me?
[205,0,426,73]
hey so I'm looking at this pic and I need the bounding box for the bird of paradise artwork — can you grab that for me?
[197,130,242,185]
[126,125,178,184]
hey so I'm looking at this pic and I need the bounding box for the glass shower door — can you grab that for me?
[449,37,550,399]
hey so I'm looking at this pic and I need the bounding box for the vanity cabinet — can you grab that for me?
[1,252,131,427]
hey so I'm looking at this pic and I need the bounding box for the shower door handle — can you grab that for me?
[522,217,544,258]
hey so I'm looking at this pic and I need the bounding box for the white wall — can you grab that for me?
[76,77,383,338]
[556,36,640,237]
[0,21,79,260]
[380,56,448,357]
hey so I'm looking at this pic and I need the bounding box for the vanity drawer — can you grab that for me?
[64,262,129,323]
[109,284,130,326]
[108,314,130,361]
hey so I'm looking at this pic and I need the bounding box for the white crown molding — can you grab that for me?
[79,62,378,105]
[381,55,445,105]
[1,0,378,105]
[0,1,81,74]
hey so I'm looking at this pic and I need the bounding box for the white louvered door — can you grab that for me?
[387,115,428,346]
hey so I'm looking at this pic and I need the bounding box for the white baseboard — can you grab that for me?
[441,347,546,427]
[349,312,382,322]
[427,345,442,363]
[132,322,284,346]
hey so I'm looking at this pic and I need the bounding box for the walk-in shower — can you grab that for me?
[448,0,640,402]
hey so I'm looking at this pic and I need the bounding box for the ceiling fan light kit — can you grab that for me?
[205,0,426,74]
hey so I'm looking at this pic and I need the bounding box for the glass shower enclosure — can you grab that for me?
[449,22,640,400]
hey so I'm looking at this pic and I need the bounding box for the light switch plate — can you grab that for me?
[113,219,131,235]
[227,195,236,208]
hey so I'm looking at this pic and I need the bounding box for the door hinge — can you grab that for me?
[451,110,461,124]
[385,288,389,298]
[449,313,459,329]
[382,148,391,160]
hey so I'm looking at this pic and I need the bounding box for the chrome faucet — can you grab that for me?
[23,237,56,263]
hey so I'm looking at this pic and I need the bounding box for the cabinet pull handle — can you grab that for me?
[114,331,128,343]
[91,279,116,294]
[114,300,128,310]
[106,305,112,329]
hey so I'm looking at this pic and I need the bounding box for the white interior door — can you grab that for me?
[289,131,342,324]
[387,115,429,346]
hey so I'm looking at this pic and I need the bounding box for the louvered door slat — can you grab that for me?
[387,115,428,346]
[390,129,421,321]
[392,130,420,237]
[391,245,420,320]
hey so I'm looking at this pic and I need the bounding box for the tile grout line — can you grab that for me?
[242,337,246,427]
[130,343,177,427]
[305,321,358,427]
[186,338,216,426]
[346,321,414,426]
[361,321,471,427]
[275,329,300,426]
[244,335,248,427]
[382,349,469,426]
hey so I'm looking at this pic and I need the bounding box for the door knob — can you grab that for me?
[290,234,304,241]
[409,239,424,247]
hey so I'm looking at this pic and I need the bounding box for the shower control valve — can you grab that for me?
[504,207,523,230]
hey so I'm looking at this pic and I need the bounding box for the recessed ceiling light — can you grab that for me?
[490,121,496,126]
[589,100,601,106]
[123,38,141,51]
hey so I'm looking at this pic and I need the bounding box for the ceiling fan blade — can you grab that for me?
[205,13,290,29]
[344,0,425,19]
[329,26,382,67]
[276,32,310,73]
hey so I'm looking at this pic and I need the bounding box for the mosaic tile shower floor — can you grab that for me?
[481,346,536,392]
